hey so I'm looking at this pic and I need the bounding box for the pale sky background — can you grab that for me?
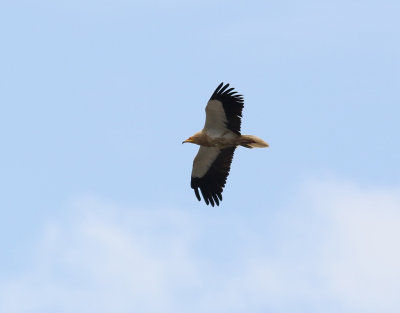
[1,0,400,312]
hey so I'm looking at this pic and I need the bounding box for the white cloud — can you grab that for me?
[1,181,400,313]
[306,181,400,313]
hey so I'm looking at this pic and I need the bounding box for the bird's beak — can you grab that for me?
[182,138,192,144]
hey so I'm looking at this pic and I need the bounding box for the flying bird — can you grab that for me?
[183,82,269,206]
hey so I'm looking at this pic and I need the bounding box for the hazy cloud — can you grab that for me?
[1,180,399,313]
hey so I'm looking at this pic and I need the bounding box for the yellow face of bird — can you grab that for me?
[182,136,193,144]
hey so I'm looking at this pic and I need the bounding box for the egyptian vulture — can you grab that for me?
[183,82,269,206]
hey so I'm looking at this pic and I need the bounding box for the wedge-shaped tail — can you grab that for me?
[239,135,269,148]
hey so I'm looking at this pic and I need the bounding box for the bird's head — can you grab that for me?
[182,132,202,145]
[182,136,194,144]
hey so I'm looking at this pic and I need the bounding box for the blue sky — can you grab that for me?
[1,0,399,312]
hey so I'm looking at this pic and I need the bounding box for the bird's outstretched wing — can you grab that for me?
[191,146,236,206]
[204,82,244,136]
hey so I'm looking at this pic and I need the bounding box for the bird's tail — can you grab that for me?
[239,135,269,149]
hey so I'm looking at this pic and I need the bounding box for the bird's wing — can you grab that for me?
[191,146,236,206]
[204,83,244,136]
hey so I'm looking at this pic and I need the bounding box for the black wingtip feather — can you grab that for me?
[194,188,201,201]
[212,194,220,206]
[219,83,230,94]
[212,82,224,98]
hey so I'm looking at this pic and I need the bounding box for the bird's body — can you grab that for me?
[183,83,268,206]
[186,130,267,149]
